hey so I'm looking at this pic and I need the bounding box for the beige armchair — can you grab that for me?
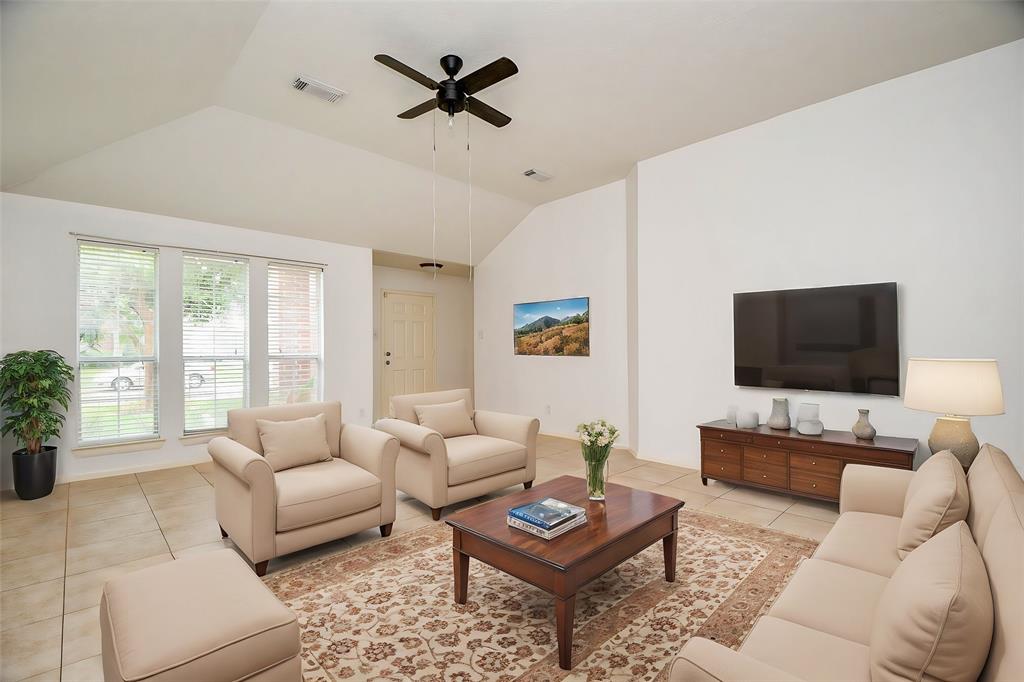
[208,401,399,575]
[374,389,539,520]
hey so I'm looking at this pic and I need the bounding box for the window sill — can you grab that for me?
[72,438,166,457]
[179,430,228,446]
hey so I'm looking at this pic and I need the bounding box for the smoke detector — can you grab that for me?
[292,74,347,103]
[523,168,553,182]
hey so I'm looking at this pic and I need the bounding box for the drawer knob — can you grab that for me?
[777,441,782,446]
[720,449,725,453]
[811,483,817,488]
[720,466,725,471]
[762,474,767,479]
[762,453,767,459]
[811,460,816,465]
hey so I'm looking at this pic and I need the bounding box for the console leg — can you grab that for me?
[701,476,708,486]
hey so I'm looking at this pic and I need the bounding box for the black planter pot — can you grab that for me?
[12,446,57,500]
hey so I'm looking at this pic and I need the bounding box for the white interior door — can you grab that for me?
[381,290,436,416]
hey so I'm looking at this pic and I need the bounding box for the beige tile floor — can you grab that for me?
[0,434,837,680]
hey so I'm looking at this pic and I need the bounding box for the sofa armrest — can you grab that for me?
[373,418,446,457]
[340,424,400,525]
[208,436,273,485]
[207,437,276,564]
[474,410,541,483]
[669,638,803,682]
[839,463,915,517]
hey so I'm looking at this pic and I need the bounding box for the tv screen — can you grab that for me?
[734,283,899,396]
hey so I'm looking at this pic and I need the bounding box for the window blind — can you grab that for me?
[267,262,323,405]
[77,242,159,444]
[182,253,249,433]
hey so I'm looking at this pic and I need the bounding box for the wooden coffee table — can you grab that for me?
[445,475,684,670]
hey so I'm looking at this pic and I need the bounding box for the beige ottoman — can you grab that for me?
[100,549,300,682]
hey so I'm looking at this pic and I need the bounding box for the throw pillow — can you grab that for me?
[897,450,969,558]
[870,521,993,682]
[414,399,477,438]
[256,413,332,472]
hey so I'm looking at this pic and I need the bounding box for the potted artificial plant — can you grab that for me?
[0,350,74,500]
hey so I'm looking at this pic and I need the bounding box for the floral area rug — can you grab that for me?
[264,510,817,681]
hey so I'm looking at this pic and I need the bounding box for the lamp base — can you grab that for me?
[928,416,979,468]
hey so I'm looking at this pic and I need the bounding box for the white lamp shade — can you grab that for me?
[904,358,1004,416]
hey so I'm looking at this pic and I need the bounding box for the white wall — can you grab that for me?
[0,193,373,486]
[474,181,629,441]
[372,265,474,419]
[637,41,1024,470]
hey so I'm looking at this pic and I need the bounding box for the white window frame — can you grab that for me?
[181,252,250,435]
[76,241,160,446]
[267,262,324,405]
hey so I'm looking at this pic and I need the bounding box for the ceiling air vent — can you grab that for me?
[523,168,553,182]
[292,74,347,103]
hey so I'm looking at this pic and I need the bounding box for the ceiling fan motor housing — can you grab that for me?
[438,55,466,116]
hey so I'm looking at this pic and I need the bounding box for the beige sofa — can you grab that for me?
[672,444,1024,682]
[375,389,539,520]
[209,401,399,575]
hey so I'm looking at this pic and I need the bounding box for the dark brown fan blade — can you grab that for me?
[397,99,438,119]
[466,97,511,127]
[374,54,439,90]
[457,57,518,95]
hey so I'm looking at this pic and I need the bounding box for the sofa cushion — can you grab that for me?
[977,494,1024,682]
[813,511,902,577]
[967,443,1024,550]
[415,399,477,438]
[870,521,993,682]
[446,435,527,486]
[740,615,870,682]
[767,558,888,645]
[898,451,969,559]
[100,549,298,682]
[256,413,332,472]
[275,459,381,532]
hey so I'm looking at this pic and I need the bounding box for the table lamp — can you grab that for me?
[903,358,1004,468]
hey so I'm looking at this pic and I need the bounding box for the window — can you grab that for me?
[77,242,159,444]
[268,262,323,404]
[182,253,249,433]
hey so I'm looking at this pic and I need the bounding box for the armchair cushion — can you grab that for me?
[415,399,476,438]
[257,413,333,472]
[275,459,381,532]
[446,435,526,486]
[897,451,969,559]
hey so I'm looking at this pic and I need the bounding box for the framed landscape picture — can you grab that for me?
[513,297,590,356]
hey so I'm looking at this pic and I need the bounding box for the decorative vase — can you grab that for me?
[725,405,738,426]
[852,409,876,440]
[582,444,611,500]
[736,410,759,429]
[796,403,823,435]
[767,398,791,430]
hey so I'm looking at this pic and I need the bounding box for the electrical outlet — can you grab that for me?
[359,407,366,418]
[545,404,552,415]
[478,330,485,340]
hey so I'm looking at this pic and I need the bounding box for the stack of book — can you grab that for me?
[507,497,587,540]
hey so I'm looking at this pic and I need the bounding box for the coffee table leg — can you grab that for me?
[663,531,677,582]
[453,548,469,604]
[555,594,576,670]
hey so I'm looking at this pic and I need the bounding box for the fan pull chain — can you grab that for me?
[467,108,473,282]
[431,108,438,280]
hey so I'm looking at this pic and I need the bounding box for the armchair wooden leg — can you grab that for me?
[219,525,228,538]
[379,523,393,537]
[253,560,269,577]
[524,481,533,490]
[431,507,443,521]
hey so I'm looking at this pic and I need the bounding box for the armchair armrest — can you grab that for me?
[473,410,541,447]
[669,638,803,682]
[208,436,273,485]
[207,437,276,564]
[341,424,400,526]
[839,463,915,517]
[373,418,446,457]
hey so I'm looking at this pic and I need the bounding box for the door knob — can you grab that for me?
[385,361,390,366]
[386,352,391,357]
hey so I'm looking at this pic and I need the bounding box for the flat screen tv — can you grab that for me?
[734,283,899,396]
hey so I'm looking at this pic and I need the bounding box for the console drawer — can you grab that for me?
[790,470,841,499]
[702,455,741,481]
[744,446,787,467]
[752,434,792,450]
[790,453,842,477]
[787,440,835,456]
[702,440,743,461]
[743,460,788,488]
[703,429,753,444]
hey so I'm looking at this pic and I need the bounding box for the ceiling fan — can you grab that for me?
[374,53,518,128]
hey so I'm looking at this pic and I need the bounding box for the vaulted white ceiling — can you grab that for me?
[4,1,1023,263]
